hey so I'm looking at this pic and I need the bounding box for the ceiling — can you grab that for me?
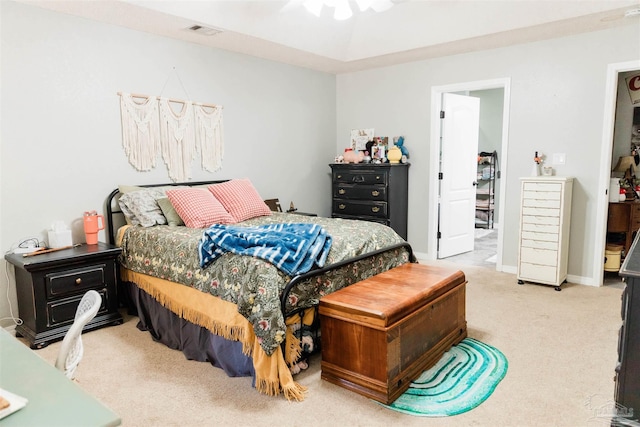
[18,0,640,74]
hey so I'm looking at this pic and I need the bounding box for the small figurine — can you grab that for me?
[395,136,409,158]
[287,201,297,213]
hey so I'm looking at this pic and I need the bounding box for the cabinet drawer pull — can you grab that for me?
[376,176,381,181]
[371,190,380,197]
[338,204,346,210]
[371,206,380,213]
[75,278,82,285]
[339,189,346,195]
[337,174,342,179]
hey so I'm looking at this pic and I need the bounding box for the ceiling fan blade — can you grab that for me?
[280,0,305,13]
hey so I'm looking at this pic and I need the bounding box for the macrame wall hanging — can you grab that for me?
[118,70,224,182]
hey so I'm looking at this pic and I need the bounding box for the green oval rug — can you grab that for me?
[379,338,508,416]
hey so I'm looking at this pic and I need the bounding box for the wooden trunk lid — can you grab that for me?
[319,263,466,328]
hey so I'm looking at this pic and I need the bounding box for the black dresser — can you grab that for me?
[616,234,640,424]
[330,163,409,240]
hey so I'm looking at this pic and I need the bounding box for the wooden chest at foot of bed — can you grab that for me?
[319,263,467,404]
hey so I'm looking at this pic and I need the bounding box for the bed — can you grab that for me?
[106,179,414,401]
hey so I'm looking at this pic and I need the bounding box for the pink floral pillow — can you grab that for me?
[208,179,272,223]
[166,188,235,228]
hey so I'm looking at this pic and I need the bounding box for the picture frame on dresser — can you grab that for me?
[350,128,374,151]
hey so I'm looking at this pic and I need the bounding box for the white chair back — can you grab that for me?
[55,290,102,379]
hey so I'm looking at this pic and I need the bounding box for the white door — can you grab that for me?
[438,93,480,258]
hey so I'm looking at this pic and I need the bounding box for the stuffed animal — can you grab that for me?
[343,150,365,163]
[395,136,409,158]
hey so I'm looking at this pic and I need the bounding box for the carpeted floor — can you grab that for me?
[9,259,623,427]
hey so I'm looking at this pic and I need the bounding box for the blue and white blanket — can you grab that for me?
[198,223,332,276]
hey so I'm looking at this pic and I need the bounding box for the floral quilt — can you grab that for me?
[118,213,410,356]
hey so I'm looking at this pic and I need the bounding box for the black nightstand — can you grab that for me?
[5,242,123,349]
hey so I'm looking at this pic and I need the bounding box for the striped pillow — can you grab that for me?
[166,188,235,228]
[208,179,272,223]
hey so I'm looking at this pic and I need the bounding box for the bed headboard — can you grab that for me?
[105,180,229,245]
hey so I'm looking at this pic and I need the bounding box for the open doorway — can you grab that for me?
[428,79,511,270]
[597,62,640,287]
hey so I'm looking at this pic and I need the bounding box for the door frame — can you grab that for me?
[595,60,640,286]
[428,78,511,270]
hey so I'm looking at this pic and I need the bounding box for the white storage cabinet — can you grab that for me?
[517,177,574,291]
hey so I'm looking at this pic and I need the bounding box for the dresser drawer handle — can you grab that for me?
[371,207,380,213]
[339,189,346,195]
[75,278,82,285]
[337,174,342,179]
[376,176,381,181]
[371,190,380,197]
[338,204,346,210]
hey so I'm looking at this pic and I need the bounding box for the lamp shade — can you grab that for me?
[614,156,637,175]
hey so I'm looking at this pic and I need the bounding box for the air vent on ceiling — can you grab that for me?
[186,25,223,36]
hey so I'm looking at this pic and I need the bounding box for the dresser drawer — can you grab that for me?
[520,247,558,266]
[46,264,107,298]
[630,204,640,230]
[521,230,559,242]
[333,200,387,218]
[522,215,560,226]
[522,198,561,209]
[333,170,387,185]
[333,184,387,201]
[522,222,560,234]
[523,190,561,201]
[522,207,560,217]
[519,262,557,283]
[521,239,558,250]
[523,182,561,192]
[48,289,109,326]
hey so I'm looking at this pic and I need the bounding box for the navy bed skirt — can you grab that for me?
[125,282,256,381]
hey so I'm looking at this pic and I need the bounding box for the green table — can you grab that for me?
[0,328,121,426]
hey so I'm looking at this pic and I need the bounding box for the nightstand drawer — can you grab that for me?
[333,200,387,218]
[46,264,107,298]
[48,289,108,326]
[333,184,387,201]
